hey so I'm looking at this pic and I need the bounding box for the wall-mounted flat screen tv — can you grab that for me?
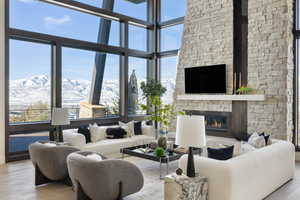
[185,64,226,94]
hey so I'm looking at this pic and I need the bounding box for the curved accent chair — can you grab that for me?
[29,142,79,186]
[67,151,144,200]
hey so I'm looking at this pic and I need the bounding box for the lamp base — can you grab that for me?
[50,126,64,143]
[186,146,195,177]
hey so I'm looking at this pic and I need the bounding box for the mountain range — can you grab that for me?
[9,75,175,109]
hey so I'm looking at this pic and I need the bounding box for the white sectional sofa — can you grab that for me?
[63,125,155,157]
[179,140,295,200]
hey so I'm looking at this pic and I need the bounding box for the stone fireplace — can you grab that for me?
[174,0,294,141]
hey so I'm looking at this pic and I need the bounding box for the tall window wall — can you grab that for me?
[159,0,186,104]
[295,0,300,149]
[6,0,186,161]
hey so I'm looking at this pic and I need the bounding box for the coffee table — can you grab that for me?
[120,144,184,179]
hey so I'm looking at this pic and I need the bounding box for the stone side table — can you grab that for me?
[164,173,208,200]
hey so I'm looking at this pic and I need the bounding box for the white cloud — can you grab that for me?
[44,15,71,26]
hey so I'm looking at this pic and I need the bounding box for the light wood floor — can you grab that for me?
[0,159,299,200]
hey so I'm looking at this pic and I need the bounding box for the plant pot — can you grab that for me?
[157,130,168,150]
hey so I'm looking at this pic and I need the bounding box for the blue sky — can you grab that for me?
[9,0,186,80]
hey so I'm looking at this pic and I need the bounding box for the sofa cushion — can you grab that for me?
[106,127,127,139]
[82,135,155,155]
[207,145,234,160]
[89,124,107,143]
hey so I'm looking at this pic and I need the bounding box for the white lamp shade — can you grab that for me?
[51,108,70,126]
[175,115,206,148]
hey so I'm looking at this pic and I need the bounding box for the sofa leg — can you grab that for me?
[75,181,92,200]
[35,164,52,186]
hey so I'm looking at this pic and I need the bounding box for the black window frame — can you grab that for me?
[5,0,185,161]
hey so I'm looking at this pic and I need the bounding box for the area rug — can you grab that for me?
[124,156,178,200]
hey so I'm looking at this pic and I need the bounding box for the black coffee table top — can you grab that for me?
[120,144,184,163]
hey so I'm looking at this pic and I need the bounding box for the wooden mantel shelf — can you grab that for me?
[177,94,265,101]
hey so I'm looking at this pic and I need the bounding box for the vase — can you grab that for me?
[157,130,168,150]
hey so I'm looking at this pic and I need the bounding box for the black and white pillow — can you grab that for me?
[248,132,266,148]
[259,132,271,145]
[119,121,135,137]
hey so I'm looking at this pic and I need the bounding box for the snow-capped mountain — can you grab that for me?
[9,75,175,108]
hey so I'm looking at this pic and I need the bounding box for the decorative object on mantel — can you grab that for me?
[164,173,208,200]
[175,115,206,177]
[51,108,70,142]
[236,85,254,94]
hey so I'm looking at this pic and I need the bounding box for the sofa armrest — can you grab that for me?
[63,131,86,147]
[142,125,155,137]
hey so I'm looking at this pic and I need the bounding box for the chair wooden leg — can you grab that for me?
[117,181,123,200]
[74,180,123,200]
[35,164,52,186]
[75,181,92,200]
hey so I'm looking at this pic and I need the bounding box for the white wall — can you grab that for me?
[0,0,6,164]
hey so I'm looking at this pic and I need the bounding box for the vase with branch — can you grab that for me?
[140,79,177,148]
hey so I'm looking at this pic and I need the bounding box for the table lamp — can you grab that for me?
[51,108,70,142]
[175,115,206,177]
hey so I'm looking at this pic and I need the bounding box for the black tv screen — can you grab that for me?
[185,64,226,94]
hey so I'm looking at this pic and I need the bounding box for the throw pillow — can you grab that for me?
[207,145,234,160]
[78,125,91,143]
[85,153,103,161]
[89,123,107,143]
[248,132,266,148]
[134,121,143,135]
[259,132,271,145]
[106,127,127,139]
[119,121,135,137]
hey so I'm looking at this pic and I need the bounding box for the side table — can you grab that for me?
[164,173,208,200]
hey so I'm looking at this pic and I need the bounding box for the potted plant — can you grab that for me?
[140,79,177,149]
[236,85,254,94]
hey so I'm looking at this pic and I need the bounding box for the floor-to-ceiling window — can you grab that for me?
[295,0,300,149]
[6,0,154,161]
[5,0,186,161]
[159,0,186,104]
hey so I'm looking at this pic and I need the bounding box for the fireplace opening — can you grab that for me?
[185,110,233,138]
[206,115,228,130]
